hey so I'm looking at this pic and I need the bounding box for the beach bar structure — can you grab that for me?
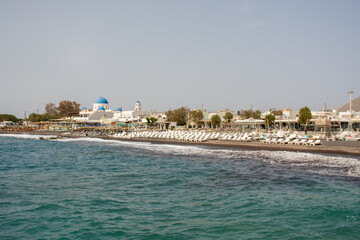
[25,119,76,130]
[233,119,266,131]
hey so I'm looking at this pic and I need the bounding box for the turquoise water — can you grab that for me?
[1,134,360,239]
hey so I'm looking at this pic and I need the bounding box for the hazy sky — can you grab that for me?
[0,0,359,117]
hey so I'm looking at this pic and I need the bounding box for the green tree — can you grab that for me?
[211,114,221,128]
[166,107,190,126]
[298,106,312,130]
[0,114,20,123]
[265,114,275,130]
[146,117,158,127]
[57,100,81,117]
[224,112,234,123]
[28,113,53,122]
[238,109,262,119]
[252,110,262,119]
[189,110,203,128]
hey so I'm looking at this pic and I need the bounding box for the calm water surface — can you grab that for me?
[1,134,360,239]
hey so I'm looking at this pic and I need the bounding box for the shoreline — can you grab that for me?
[1,130,360,157]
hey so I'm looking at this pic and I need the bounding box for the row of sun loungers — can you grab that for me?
[110,131,258,143]
[260,138,322,146]
[71,130,323,146]
[112,131,213,142]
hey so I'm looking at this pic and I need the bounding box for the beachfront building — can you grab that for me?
[181,105,359,133]
[71,95,360,132]
[335,110,360,131]
[79,107,92,118]
[0,121,16,127]
[73,97,161,127]
[74,97,114,123]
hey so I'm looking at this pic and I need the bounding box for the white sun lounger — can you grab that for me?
[309,139,322,146]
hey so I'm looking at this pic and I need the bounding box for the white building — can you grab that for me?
[74,97,159,123]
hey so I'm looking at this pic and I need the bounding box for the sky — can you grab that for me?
[0,0,359,118]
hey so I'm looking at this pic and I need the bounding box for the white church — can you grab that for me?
[74,97,161,123]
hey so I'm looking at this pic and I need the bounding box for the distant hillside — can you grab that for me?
[337,95,360,112]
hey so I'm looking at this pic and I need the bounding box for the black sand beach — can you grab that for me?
[2,130,360,157]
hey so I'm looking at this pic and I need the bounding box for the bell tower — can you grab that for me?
[135,101,142,111]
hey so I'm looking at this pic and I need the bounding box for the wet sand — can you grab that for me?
[98,136,360,157]
[2,130,359,157]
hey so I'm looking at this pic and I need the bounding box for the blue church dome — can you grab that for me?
[97,106,105,111]
[136,101,140,103]
[115,107,122,111]
[80,107,87,110]
[94,97,108,104]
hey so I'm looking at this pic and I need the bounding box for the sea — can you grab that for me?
[1,134,360,240]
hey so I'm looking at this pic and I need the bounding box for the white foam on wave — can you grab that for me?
[58,137,116,143]
[246,151,360,178]
[57,137,227,156]
[57,137,152,147]
[53,137,360,178]
[0,133,58,140]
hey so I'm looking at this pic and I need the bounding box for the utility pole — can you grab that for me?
[348,91,353,116]
[348,91,353,131]
[324,103,330,136]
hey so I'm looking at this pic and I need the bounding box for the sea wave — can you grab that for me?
[147,144,360,178]
[0,133,58,139]
[55,137,360,178]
